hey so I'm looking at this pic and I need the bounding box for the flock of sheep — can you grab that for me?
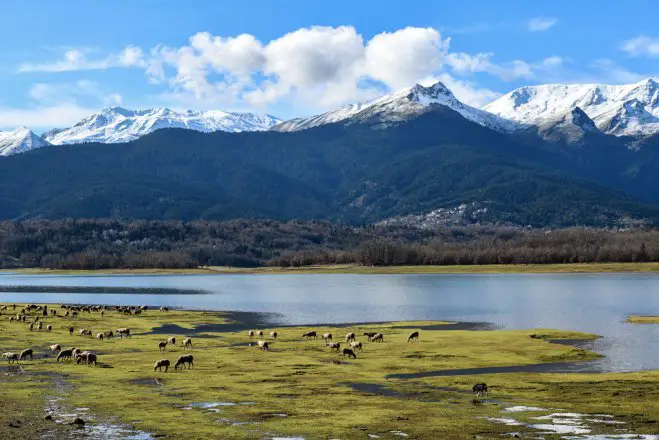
[1,303,488,398]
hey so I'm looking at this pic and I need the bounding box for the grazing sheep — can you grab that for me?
[407,331,419,342]
[9,316,15,322]
[248,330,254,339]
[327,342,341,352]
[0,305,6,311]
[37,322,43,331]
[322,333,333,342]
[350,341,363,352]
[100,310,104,317]
[65,311,70,317]
[104,330,114,339]
[29,323,34,331]
[174,354,194,370]
[256,330,263,337]
[116,328,131,338]
[341,348,357,359]
[183,338,192,349]
[270,331,278,340]
[370,333,384,343]
[257,340,269,351]
[2,352,19,363]
[363,332,377,339]
[96,333,104,342]
[79,329,87,337]
[46,325,52,332]
[49,344,61,353]
[158,341,167,352]
[302,331,317,340]
[72,311,78,317]
[168,337,176,347]
[345,332,356,343]
[19,348,33,360]
[68,326,74,336]
[472,383,488,398]
[76,352,97,366]
[57,349,73,362]
[154,359,170,372]
[160,307,169,312]
[71,348,81,359]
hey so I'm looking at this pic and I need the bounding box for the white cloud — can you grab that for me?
[0,104,95,130]
[18,46,146,73]
[590,58,646,83]
[621,36,659,58]
[429,73,501,107]
[528,17,558,32]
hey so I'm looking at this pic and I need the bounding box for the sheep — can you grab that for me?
[472,383,488,398]
[57,349,73,362]
[19,348,33,360]
[256,330,263,337]
[302,331,318,340]
[116,328,131,338]
[257,340,269,351]
[345,332,356,343]
[327,342,341,352]
[322,333,333,342]
[71,348,81,359]
[96,333,104,342]
[154,359,170,372]
[407,331,419,342]
[0,305,6,311]
[160,307,169,312]
[79,329,88,337]
[168,337,176,347]
[77,352,97,366]
[270,331,278,340]
[341,348,357,359]
[9,316,15,322]
[183,338,192,349]
[2,352,19,364]
[29,323,34,331]
[37,322,43,331]
[104,330,114,339]
[158,341,167,352]
[370,333,384,343]
[46,324,52,332]
[49,344,61,353]
[68,326,74,336]
[363,331,377,339]
[174,354,194,370]
[100,310,104,317]
[350,341,363,352]
[248,330,254,339]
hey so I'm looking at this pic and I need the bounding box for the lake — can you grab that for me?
[1,272,659,373]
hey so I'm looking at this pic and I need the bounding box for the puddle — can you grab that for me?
[387,361,601,379]
[389,431,409,437]
[484,417,523,426]
[503,406,546,413]
[187,401,237,409]
[345,382,441,402]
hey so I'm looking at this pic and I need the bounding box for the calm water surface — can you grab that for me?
[1,272,658,373]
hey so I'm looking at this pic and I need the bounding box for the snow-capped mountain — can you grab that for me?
[43,107,282,145]
[0,127,51,156]
[533,107,605,145]
[484,77,659,138]
[272,82,518,133]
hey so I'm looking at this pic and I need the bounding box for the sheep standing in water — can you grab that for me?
[19,348,33,360]
[2,352,19,363]
[158,341,167,352]
[57,349,73,362]
[345,332,356,343]
[302,331,317,340]
[49,344,61,354]
[257,340,269,351]
[168,337,176,347]
[248,330,254,339]
[322,333,333,343]
[270,331,278,340]
[350,341,363,352]
[154,359,170,372]
[174,354,194,370]
[327,342,341,352]
[183,338,192,349]
[472,383,488,398]
[341,348,357,359]
[407,331,419,342]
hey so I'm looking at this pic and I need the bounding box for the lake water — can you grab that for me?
[1,272,659,373]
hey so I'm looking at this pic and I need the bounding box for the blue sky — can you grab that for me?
[1,0,658,131]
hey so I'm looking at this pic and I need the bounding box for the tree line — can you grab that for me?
[0,219,657,270]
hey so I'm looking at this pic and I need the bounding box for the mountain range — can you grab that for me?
[2,78,659,227]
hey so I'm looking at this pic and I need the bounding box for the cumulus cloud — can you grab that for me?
[528,17,558,32]
[621,36,659,58]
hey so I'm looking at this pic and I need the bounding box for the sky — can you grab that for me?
[1,0,658,131]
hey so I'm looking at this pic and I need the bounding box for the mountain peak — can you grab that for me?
[0,127,50,156]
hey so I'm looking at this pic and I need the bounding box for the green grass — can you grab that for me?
[627,315,659,324]
[1,304,658,439]
[5,261,659,276]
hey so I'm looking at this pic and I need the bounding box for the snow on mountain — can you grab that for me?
[272,82,518,133]
[43,107,282,145]
[484,77,659,138]
[0,127,51,156]
[533,107,604,144]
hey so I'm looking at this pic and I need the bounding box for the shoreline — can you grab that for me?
[3,262,659,276]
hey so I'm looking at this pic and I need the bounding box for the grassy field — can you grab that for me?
[2,305,659,439]
[6,261,659,276]
[627,315,659,324]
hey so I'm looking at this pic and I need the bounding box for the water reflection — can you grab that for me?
[1,272,659,372]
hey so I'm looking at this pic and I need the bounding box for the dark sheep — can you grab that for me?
[19,348,33,360]
[302,331,318,340]
[472,383,488,398]
[158,341,167,352]
[341,348,357,359]
[174,354,194,370]
[154,359,170,372]
[327,342,341,352]
[57,349,73,362]
[407,331,419,342]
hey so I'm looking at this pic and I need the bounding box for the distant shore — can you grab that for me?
[3,262,659,276]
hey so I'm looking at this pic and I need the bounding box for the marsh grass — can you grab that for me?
[0,304,657,439]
